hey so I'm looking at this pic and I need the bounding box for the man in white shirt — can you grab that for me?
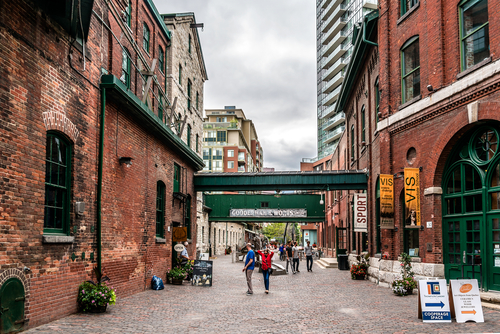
[304,241,314,272]
[292,242,300,273]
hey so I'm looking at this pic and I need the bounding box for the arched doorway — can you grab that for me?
[442,125,500,291]
[0,277,25,333]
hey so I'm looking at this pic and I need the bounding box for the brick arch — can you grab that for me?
[42,111,80,144]
[431,109,500,187]
[0,268,30,313]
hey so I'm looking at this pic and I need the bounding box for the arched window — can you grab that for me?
[120,48,131,89]
[44,132,72,234]
[187,79,192,110]
[156,181,166,237]
[361,105,366,144]
[143,23,150,53]
[159,46,165,74]
[187,124,191,148]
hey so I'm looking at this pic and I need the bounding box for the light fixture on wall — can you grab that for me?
[119,156,133,167]
[320,193,324,205]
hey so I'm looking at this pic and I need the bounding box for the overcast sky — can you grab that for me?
[156,0,317,171]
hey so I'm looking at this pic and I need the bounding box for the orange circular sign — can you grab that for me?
[459,284,473,293]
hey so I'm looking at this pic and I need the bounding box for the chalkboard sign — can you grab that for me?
[192,260,213,287]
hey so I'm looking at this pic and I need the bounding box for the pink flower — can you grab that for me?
[82,290,85,294]
[92,300,95,303]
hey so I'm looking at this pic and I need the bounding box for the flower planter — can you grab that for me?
[87,305,107,313]
[172,278,183,285]
[354,274,366,280]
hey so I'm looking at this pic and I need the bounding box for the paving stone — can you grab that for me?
[25,256,500,333]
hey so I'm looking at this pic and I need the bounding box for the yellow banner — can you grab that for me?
[404,168,421,227]
[380,174,394,229]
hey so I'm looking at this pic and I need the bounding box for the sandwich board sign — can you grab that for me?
[449,279,484,323]
[418,279,451,322]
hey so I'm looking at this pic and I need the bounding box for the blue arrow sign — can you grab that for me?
[425,301,445,308]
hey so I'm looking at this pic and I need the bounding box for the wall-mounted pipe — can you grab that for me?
[96,88,106,273]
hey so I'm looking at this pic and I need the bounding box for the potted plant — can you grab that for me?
[166,267,186,285]
[350,253,370,280]
[392,252,417,296]
[184,261,194,281]
[77,267,117,313]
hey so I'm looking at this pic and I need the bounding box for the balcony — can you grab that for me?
[323,56,347,81]
[321,17,347,45]
[323,85,342,106]
[321,30,347,57]
[203,122,239,130]
[324,125,345,144]
[320,102,337,119]
[322,112,345,131]
[321,0,333,9]
[321,0,343,20]
[301,157,317,163]
[363,0,378,10]
[322,70,344,94]
[321,42,348,69]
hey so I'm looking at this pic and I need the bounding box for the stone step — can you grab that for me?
[481,292,500,308]
[316,258,338,268]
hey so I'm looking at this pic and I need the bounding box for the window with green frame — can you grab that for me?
[188,34,192,54]
[156,181,166,237]
[173,163,180,193]
[401,36,420,104]
[401,0,418,16]
[459,0,489,71]
[185,196,191,239]
[143,23,150,53]
[187,79,192,110]
[361,105,366,144]
[124,0,131,27]
[196,134,199,153]
[350,125,355,161]
[159,46,164,74]
[120,48,131,89]
[375,77,380,123]
[375,178,381,254]
[216,131,226,142]
[177,113,181,134]
[44,132,71,234]
[178,64,182,85]
[158,95,164,122]
[196,92,199,110]
[401,191,420,256]
[187,124,191,148]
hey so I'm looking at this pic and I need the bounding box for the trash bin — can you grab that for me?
[338,254,349,270]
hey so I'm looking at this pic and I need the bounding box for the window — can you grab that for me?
[187,124,191,148]
[216,117,227,123]
[203,148,210,159]
[459,0,489,71]
[202,226,205,243]
[196,92,199,110]
[261,202,269,208]
[185,197,191,239]
[351,125,355,161]
[173,163,180,193]
[401,191,420,255]
[216,131,226,142]
[156,181,165,237]
[187,79,192,110]
[375,77,380,123]
[159,47,164,74]
[238,152,245,161]
[228,150,234,157]
[143,23,150,53]
[228,161,234,169]
[361,105,366,144]
[196,134,199,153]
[44,132,71,234]
[401,0,418,16]
[401,36,420,104]
[124,0,131,27]
[188,34,192,54]
[177,113,182,134]
[178,64,182,85]
[215,149,223,157]
[120,48,131,89]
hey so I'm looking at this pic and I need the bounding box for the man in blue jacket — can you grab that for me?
[242,243,255,295]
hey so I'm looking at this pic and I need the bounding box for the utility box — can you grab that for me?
[338,254,349,270]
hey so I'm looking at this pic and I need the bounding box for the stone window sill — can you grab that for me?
[457,57,492,80]
[42,235,75,244]
[156,237,166,244]
[398,95,421,111]
[397,2,420,25]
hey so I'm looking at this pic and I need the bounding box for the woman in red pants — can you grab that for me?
[257,248,274,294]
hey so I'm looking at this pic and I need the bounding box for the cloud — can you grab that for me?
[156,0,317,170]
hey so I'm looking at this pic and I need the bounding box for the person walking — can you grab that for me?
[292,242,300,273]
[257,247,274,294]
[279,244,284,261]
[286,241,295,274]
[242,243,255,295]
[305,240,314,272]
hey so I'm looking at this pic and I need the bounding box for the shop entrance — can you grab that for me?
[442,125,500,291]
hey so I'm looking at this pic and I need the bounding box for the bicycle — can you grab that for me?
[314,250,323,260]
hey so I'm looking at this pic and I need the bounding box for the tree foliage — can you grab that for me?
[262,223,301,243]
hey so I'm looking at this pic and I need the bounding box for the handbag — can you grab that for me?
[268,267,273,275]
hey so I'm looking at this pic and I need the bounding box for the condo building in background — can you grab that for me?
[315,0,377,160]
[202,106,263,173]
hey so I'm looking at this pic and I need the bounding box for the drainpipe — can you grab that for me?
[96,88,106,274]
[362,17,378,47]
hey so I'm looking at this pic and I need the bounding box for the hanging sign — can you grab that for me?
[449,279,484,323]
[173,227,187,242]
[229,209,307,218]
[354,193,368,232]
[404,168,421,227]
[380,174,394,229]
[418,279,451,323]
[173,243,185,253]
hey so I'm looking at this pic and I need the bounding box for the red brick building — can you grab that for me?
[0,0,203,330]
[317,1,500,291]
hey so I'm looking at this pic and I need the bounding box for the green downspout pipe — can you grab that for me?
[362,16,378,47]
[96,88,106,273]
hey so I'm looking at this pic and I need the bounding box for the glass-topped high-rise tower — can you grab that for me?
[316,0,377,159]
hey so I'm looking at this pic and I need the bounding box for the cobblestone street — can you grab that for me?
[26,255,500,334]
